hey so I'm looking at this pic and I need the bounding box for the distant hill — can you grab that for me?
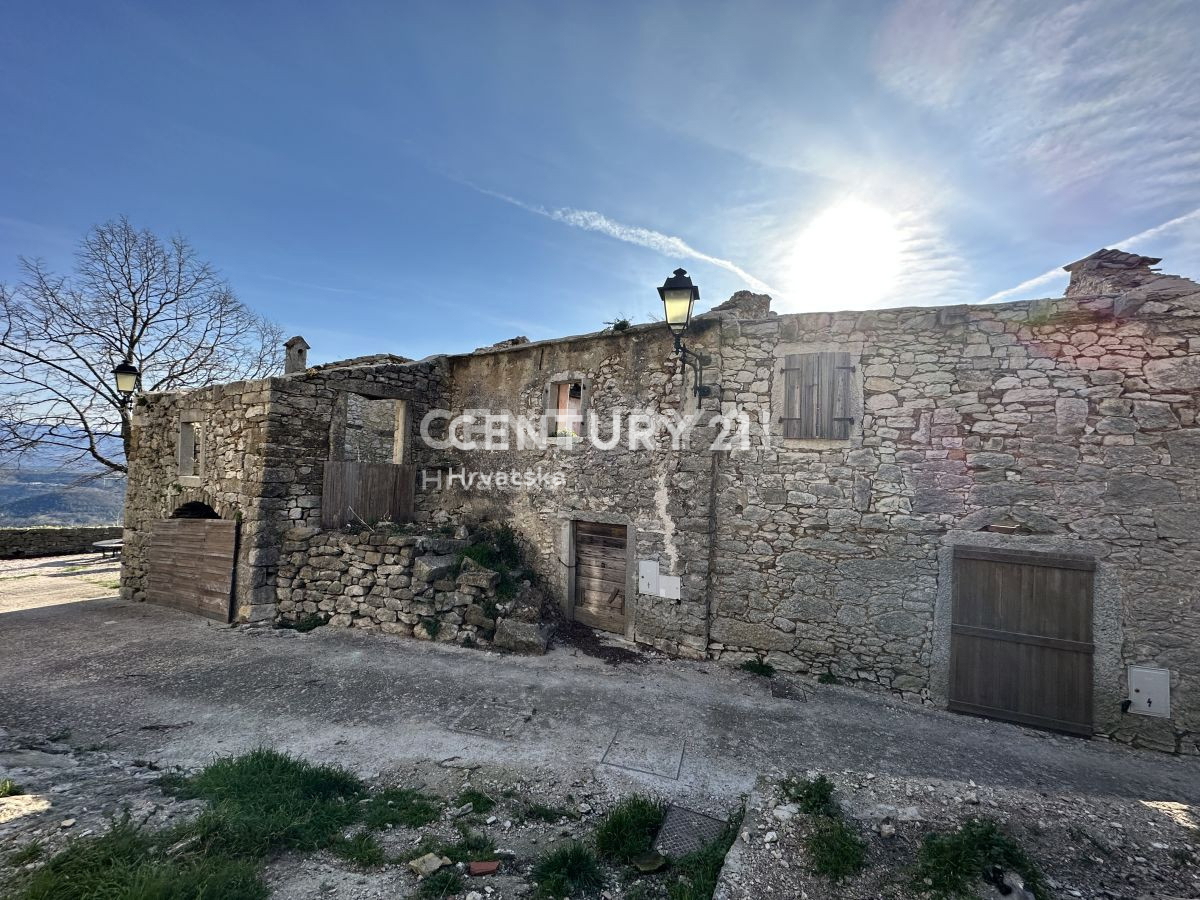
[0,466,125,527]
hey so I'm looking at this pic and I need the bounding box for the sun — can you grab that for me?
[783,198,903,312]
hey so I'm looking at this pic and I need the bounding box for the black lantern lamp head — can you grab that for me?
[112,361,140,397]
[658,268,700,348]
[657,268,713,398]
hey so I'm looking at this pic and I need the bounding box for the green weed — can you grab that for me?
[362,787,441,829]
[456,788,496,814]
[739,659,775,678]
[0,779,22,798]
[6,840,43,866]
[533,843,604,898]
[594,794,667,863]
[806,817,867,881]
[781,774,839,817]
[329,830,386,867]
[911,818,1047,899]
[416,869,464,899]
[276,613,325,633]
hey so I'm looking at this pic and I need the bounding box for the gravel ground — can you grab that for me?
[717,771,1200,900]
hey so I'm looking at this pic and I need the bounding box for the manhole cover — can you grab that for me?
[600,730,684,779]
[653,804,728,858]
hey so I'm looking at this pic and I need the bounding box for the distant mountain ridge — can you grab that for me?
[0,431,126,526]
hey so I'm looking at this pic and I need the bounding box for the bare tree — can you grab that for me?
[0,217,283,474]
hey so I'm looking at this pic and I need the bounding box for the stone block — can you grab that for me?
[413,554,456,582]
[493,619,551,654]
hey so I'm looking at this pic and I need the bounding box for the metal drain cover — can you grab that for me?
[653,804,728,858]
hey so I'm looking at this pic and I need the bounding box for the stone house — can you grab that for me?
[122,249,1200,753]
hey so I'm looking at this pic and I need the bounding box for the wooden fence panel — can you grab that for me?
[321,460,415,529]
[146,519,238,623]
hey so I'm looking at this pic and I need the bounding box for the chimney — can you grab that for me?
[284,335,310,374]
[1062,248,1162,297]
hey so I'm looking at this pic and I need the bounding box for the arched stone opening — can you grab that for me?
[170,501,221,519]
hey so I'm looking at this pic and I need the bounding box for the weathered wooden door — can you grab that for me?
[146,518,238,622]
[573,521,627,633]
[950,545,1094,736]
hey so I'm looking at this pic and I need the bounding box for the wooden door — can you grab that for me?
[146,518,238,622]
[950,545,1094,736]
[573,521,627,633]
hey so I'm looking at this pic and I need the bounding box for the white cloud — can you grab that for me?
[874,0,1200,213]
[471,185,776,295]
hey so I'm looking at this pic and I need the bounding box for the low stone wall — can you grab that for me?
[275,527,551,652]
[0,526,122,559]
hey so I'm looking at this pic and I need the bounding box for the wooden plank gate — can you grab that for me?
[949,545,1095,736]
[146,518,238,623]
[322,460,415,529]
[573,521,627,634]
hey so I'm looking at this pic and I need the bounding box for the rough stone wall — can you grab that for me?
[706,272,1200,753]
[0,526,122,559]
[410,322,725,657]
[122,358,448,622]
[275,528,505,644]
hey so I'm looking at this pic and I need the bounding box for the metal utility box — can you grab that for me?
[1127,665,1171,718]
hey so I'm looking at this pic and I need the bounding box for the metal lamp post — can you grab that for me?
[658,268,713,397]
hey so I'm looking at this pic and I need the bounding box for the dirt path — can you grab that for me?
[1,565,1199,897]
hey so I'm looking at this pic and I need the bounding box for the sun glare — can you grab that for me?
[783,198,903,312]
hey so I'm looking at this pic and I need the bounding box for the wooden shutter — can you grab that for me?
[781,352,854,439]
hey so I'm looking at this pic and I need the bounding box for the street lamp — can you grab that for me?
[658,268,699,350]
[112,361,140,397]
[657,268,713,398]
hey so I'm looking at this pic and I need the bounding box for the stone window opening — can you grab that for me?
[177,415,204,481]
[548,379,586,438]
[337,393,409,464]
[780,351,856,440]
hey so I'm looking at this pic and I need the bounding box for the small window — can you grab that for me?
[781,352,855,439]
[178,421,203,476]
[551,381,583,436]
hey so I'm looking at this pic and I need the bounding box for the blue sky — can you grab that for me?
[3,0,1199,363]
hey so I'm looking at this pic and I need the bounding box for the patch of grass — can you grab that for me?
[533,843,603,899]
[666,818,740,900]
[517,801,577,824]
[781,775,839,817]
[329,830,386,867]
[9,816,267,900]
[276,613,325,633]
[911,818,1047,899]
[421,617,441,638]
[806,817,867,882]
[0,778,23,797]
[416,868,464,899]
[439,825,496,863]
[172,748,364,855]
[6,840,43,866]
[594,794,667,863]
[739,658,775,678]
[362,787,441,829]
[456,788,496,814]
[46,729,70,743]
[817,672,838,685]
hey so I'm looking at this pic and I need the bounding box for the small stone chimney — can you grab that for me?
[284,335,310,374]
[1063,248,1162,297]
